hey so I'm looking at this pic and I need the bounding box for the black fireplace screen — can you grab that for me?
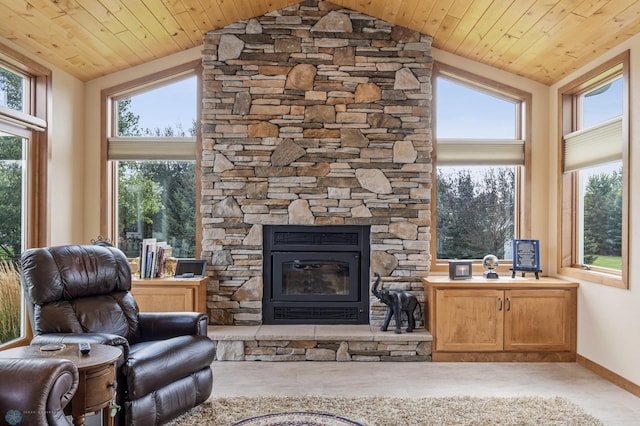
[283,259,349,296]
[273,252,360,301]
[263,225,370,324]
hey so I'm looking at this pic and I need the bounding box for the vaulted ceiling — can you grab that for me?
[1,0,639,85]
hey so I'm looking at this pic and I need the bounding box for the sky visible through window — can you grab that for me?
[127,76,197,133]
[437,76,622,140]
[436,78,516,139]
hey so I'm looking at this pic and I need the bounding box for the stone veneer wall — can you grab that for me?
[201,0,432,326]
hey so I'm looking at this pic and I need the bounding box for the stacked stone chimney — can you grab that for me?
[201,0,432,325]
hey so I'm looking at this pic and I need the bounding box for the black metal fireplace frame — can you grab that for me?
[263,225,370,325]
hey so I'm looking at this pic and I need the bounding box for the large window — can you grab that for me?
[431,64,531,272]
[0,46,50,348]
[103,62,200,261]
[559,52,629,288]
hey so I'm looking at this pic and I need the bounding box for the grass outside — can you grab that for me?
[0,260,21,344]
[590,255,623,270]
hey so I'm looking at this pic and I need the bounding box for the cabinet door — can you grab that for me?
[504,289,575,352]
[435,289,503,352]
[131,287,195,312]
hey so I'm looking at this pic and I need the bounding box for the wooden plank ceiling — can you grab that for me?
[1,0,639,85]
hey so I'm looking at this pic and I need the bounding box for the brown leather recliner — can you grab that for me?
[0,357,78,426]
[20,244,215,425]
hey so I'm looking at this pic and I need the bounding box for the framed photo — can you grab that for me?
[512,239,540,272]
[174,259,207,278]
[448,260,473,280]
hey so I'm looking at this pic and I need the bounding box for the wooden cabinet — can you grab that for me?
[131,277,208,313]
[423,276,578,362]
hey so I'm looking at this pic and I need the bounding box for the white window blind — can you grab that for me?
[436,139,525,165]
[563,116,622,172]
[108,137,196,160]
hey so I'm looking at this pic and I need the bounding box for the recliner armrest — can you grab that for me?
[31,332,130,359]
[137,312,209,341]
[0,358,78,426]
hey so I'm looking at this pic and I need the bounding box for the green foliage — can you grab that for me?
[590,255,622,270]
[437,167,515,259]
[118,162,164,228]
[582,168,622,267]
[0,67,24,111]
[117,98,142,136]
[0,136,23,261]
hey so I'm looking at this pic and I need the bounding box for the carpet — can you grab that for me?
[234,412,363,425]
[166,396,603,426]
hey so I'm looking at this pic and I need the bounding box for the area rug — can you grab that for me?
[166,395,603,426]
[234,412,362,425]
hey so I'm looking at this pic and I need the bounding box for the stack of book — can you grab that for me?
[139,238,172,278]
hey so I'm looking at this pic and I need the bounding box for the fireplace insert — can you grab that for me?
[263,225,370,324]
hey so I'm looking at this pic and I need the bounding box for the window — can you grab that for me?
[431,64,531,272]
[0,46,50,347]
[102,61,201,260]
[559,52,629,288]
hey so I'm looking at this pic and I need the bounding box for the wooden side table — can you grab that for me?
[0,343,122,426]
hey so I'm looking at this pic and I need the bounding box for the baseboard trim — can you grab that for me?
[577,354,640,398]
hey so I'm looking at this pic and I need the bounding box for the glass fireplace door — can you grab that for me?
[272,252,360,302]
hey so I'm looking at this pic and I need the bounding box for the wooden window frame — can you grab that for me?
[430,63,532,274]
[557,51,629,289]
[0,43,51,349]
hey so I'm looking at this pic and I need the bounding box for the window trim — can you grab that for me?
[430,63,532,273]
[100,60,202,256]
[0,43,50,349]
[557,51,629,288]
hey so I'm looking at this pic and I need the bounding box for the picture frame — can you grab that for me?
[512,239,541,278]
[448,260,473,280]
[174,259,207,278]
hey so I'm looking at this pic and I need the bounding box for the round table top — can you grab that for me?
[0,343,122,370]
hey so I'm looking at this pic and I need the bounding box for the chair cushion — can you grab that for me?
[123,335,216,399]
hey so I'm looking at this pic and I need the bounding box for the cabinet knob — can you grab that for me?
[498,297,503,311]
[506,297,511,311]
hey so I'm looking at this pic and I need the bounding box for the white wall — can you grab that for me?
[0,37,85,245]
[48,71,85,244]
[549,33,640,387]
[82,46,202,242]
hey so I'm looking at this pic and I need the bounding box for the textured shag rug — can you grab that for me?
[166,396,603,426]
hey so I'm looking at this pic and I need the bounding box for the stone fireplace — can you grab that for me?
[201,0,432,326]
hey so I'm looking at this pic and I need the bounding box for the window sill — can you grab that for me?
[558,266,626,289]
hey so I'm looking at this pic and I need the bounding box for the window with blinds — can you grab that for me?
[558,52,628,288]
[103,62,200,259]
[431,63,531,269]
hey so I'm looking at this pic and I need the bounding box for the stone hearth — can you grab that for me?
[201,0,433,327]
[209,325,432,362]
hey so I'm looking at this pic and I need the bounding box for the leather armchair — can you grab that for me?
[20,244,215,426]
[0,357,78,426]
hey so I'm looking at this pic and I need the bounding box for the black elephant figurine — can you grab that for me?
[371,272,420,334]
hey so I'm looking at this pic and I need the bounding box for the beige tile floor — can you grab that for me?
[211,361,640,425]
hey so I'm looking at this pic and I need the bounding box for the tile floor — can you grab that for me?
[211,361,640,425]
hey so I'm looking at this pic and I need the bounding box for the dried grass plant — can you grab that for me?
[0,260,21,343]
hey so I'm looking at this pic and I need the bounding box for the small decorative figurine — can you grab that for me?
[371,272,420,334]
[483,254,499,279]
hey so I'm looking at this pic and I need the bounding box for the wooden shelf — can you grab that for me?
[422,276,578,362]
[131,277,208,314]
